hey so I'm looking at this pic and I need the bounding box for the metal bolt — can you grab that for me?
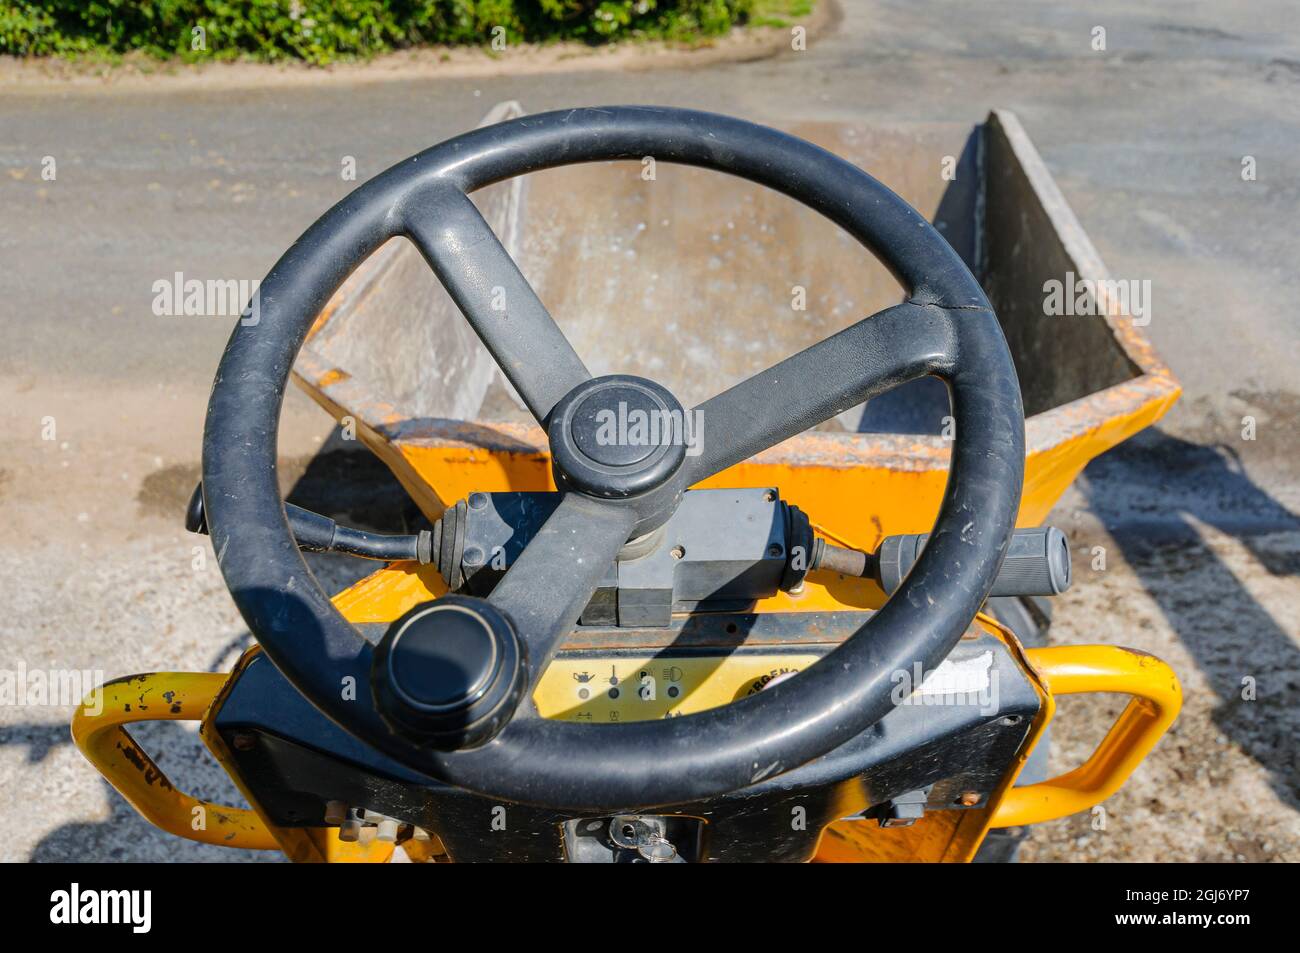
[670,545,685,560]
[957,791,980,807]
[468,492,488,510]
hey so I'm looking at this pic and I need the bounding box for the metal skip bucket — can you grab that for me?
[294,102,1179,559]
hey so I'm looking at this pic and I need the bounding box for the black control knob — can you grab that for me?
[876,526,1072,597]
[371,596,525,749]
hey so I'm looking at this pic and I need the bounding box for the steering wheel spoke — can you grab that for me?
[683,300,959,485]
[488,493,636,691]
[404,186,590,423]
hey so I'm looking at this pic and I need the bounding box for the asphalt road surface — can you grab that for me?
[1,0,1296,861]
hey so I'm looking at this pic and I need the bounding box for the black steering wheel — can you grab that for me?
[202,106,1024,811]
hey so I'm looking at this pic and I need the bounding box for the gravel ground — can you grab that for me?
[1024,436,1300,862]
[1,0,1296,862]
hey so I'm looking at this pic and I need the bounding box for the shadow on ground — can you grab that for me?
[1079,427,1300,812]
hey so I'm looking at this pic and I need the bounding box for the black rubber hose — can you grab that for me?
[186,483,429,564]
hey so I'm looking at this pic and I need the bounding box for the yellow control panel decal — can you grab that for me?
[534,653,824,723]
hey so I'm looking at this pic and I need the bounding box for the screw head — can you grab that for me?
[957,791,981,807]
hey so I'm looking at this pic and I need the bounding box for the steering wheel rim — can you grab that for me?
[202,106,1025,811]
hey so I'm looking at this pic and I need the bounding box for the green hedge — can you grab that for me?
[1,0,753,63]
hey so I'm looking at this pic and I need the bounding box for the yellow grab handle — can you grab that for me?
[71,672,278,850]
[990,645,1181,828]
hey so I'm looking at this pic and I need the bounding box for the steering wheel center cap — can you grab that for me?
[549,375,690,498]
